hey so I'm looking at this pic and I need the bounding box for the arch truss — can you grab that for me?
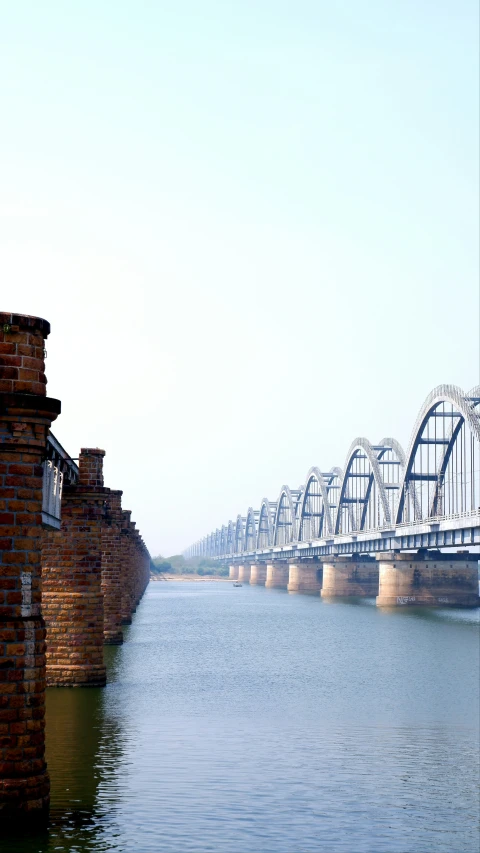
[184,385,480,559]
[335,438,406,534]
[396,384,480,523]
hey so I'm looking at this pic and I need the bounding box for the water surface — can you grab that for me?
[2,581,479,852]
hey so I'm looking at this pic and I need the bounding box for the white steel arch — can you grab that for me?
[234,515,246,554]
[297,466,335,540]
[244,507,258,551]
[273,485,300,545]
[396,385,480,523]
[184,384,480,560]
[335,438,397,534]
[256,498,276,548]
[226,520,236,554]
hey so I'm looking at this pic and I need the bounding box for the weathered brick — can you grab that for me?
[0,312,54,819]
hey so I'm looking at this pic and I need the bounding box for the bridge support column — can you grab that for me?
[128,521,139,612]
[237,564,251,583]
[0,312,60,820]
[265,561,289,589]
[250,563,267,585]
[288,559,322,594]
[121,511,134,624]
[101,490,123,645]
[138,539,150,602]
[134,532,149,606]
[321,556,378,598]
[229,565,239,580]
[42,449,107,686]
[376,550,480,607]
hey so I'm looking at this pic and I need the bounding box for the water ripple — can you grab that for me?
[2,582,479,853]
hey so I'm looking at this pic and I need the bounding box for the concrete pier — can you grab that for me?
[250,563,267,585]
[376,550,480,607]
[237,564,251,583]
[229,564,239,580]
[321,556,379,598]
[288,560,322,594]
[265,561,289,589]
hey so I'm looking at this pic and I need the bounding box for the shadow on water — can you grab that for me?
[0,644,125,853]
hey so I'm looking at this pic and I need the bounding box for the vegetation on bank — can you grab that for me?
[151,554,228,577]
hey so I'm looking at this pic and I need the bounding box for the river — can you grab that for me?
[2,581,479,853]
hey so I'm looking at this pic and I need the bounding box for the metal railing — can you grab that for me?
[42,433,79,529]
[213,508,480,559]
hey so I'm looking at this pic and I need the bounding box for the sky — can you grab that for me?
[1,1,479,557]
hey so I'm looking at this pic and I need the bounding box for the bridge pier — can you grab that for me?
[320,556,378,598]
[229,565,239,580]
[237,564,251,583]
[265,561,289,589]
[250,563,267,585]
[376,550,480,607]
[101,490,124,645]
[0,312,60,820]
[121,511,134,624]
[134,532,149,606]
[287,559,322,594]
[42,448,107,687]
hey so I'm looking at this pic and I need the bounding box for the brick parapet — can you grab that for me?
[0,313,50,398]
[78,448,105,489]
[0,313,57,820]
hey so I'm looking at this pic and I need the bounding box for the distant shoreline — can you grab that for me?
[150,574,230,583]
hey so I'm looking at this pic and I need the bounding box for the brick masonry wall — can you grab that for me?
[1,313,151,818]
[133,533,149,605]
[0,312,60,819]
[118,514,150,625]
[101,490,124,645]
[42,450,107,687]
[120,511,134,625]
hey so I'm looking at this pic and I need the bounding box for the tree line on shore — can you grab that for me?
[151,554,228,576]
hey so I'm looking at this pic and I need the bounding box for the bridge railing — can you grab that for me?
[210,508,480,559]
[42,433,79,529]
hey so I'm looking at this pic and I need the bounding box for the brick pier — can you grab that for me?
[42,449,107,687]
[1,310,152,821]
[0,313,60,819]
[102,490,124,644]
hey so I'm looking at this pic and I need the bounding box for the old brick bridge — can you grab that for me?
[0,312,151,820]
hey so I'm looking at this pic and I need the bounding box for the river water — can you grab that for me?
[2,581,479,853]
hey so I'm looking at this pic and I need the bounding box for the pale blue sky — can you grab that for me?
[1,1,479,555]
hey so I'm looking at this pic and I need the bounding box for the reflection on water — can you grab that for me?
[1,583,479,853]
[1,645,126,853]
[46,658,126,850]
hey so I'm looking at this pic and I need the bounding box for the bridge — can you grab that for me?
[185,384,480,605]
[0,313,151,820]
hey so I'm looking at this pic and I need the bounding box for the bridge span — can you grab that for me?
[0,313,151,820]
[185,384,480,607]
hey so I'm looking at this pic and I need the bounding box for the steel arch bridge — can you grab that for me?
[185,386,480,561]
